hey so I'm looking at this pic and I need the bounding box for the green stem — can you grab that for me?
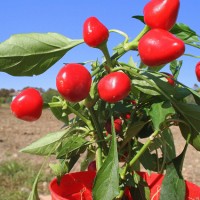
[98,42,113,72]
[48,102,62,107]
[130,130,159,166]
[91,26,150,77]
[88,107,108,170]
[120,130,159,179]
[67,104,92,129]
[109,29,129,44]
[124,25,150,51]
[117,130,159,199]
[96,147,102,171]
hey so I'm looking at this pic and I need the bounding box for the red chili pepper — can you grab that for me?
[97,72,131,103]
[138,29,185,67]
[105,118,123,135]
[10,88,43,122]
[83,16,109,48]
[56,63,92,102]
[162,72,175,86]
[144,0,180,30]
[195,61,200,82]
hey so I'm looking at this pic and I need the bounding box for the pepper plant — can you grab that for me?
[1,0,200,199]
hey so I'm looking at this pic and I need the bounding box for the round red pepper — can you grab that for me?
[10,88,43,122]
[144,0,180,30]
[56,63,92,102]
[195,61,200,82]
[105,118,122,134]
[97,72,131,103]
[138,29,185,67]
[83,16,109,48]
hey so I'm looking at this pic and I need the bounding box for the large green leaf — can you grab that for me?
[120,121,146,149]
[0,33,83,76]
[160,164,185,200]
[177,102,200,133]
[170,60,182,80]
[171,23,200,51]
[149,101,175,130]
[20,129,69,155]
[93,123,119,200]
[132,75,160,96]
[56,135,89,158]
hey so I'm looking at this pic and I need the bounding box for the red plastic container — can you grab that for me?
[49,171,200,200]
[49,171,96,200]
[125,172,200,200]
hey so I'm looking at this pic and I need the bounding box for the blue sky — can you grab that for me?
[0,0,200,90]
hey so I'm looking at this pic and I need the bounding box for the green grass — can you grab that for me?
[0,160,53,200]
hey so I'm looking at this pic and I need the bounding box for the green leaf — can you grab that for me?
[56,135,89,158]
[139,148,159,171]
[160,129,176,163]
[120,121,146,149]
[93,124,119,200]
[160,164,185,200]
[28,159,48,200]
[112,101,134,114]
[129,172,150,200]
[80,149,96,171]
[28,177,40,200]
[142,72,182,98]
[49,160,68,184]
[171,23,200,49]
[0,33,83,76]
[187,87,200,105]
[179,122,200,151]
[170,60,183,80]
[149,101,175,130]
[132,72,186,99]
[177,102,200,133]
[68,154,81,172]
[49,96,69,124]
[132,15,145,23]
[132,76,160,96]
[20,129,68,155]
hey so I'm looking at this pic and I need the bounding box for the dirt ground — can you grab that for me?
[0,105,199,188]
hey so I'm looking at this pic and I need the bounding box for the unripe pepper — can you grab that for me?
[195,61,200,82]
[144,0,180,30]
[138,29,185,67]
[83,16,109,48]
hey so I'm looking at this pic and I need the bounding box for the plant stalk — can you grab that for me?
[117,130,159,199]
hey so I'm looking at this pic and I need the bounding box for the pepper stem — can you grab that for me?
[98,42,113,73]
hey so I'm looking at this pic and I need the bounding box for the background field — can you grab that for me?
[0,105,199,199]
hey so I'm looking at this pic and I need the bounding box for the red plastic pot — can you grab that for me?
[49,171,96,200]
[125,172,200,200]
[49,171,200,200]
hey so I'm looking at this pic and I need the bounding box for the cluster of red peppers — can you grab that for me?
[10,0,198,131]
